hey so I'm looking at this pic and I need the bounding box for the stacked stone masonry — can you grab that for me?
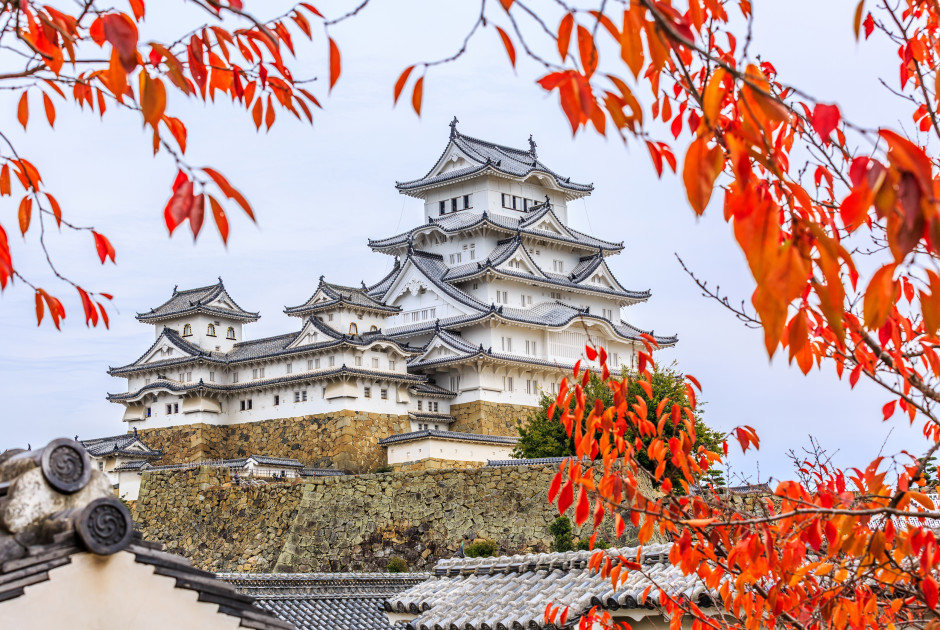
[138,411,411,473]
[449,401,536,436]
[129,462,654,574]
[132,467,305,573]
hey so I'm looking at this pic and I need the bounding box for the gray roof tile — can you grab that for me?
[395,129,592,194]
[219,573,428,630]
[137,280,259,323]
[386,544,712,630]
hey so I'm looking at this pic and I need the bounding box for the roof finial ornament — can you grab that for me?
[544,194,551,207]
[217,276,223,284]
[449,116,459,139]
[319,274,324,283]
[529,134,537,157]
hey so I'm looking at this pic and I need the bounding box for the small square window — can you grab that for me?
[380,389,388,400]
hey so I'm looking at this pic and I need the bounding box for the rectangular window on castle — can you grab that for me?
[452,198,458,212]
[602,308,614,320]
[329,356,335,367]
[417,400,422,411]
[502,193,510,208]
[364,386,371,398]
[372,357,379,368]
[308,359,314,370]
[501,337,512,352]
[247,399,252,410]
[463,195,471,209]
[439,200,446,215]
[355,355,362,366]
[315,358,321,369]
[553,260,564,272]
[470,249,476,260]
[389,360,396,370]
[274,395,280,406]
[503,376,513,392]
[432,402,439,412]
[450,376,460,391]
[145,407,151,417]
[380,389,388,400]
[286,363,292,374]
[232,372,239,383]
[174,403,179,414]
[294,391,300,403]
[240,400,246,411]
[302,390,308,402]
[209,371,215,383]
[252,368,258,379]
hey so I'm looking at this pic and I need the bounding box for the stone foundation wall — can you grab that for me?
[132,467,304,573]
[274,464,649,573]
[138,411,411,473]
[449,401,536,436]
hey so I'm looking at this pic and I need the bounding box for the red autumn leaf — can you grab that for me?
[924,575,939,610]
[883,400,896,421]
[863,263,899,329]
[574,487,590,525]
[811,103,840,141]
[164,173,194,234]
[92,231,116,264]
[494,26,516,68]
[34,290,44,326]
[208,194,229,245]
[548,470,562,501]
[557,13,574,61]
[190,194,205,238]
[558,480,574,514]
[102,13,139,73]
[42,93,55,127]
[393,65,414,105]
[585,345,597,360]
[682,136,724,215]
[412,76,424,115]
[18,197,31,235]
[328,37,341,91]
[576,25,598,77]
[202,167,254,221]
[17,92,28,129]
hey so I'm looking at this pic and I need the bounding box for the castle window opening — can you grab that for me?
[207,323,216,336]
[182,323,192,337]
[226,327,236,340]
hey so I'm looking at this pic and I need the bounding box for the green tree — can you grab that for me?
[513,362,723,484]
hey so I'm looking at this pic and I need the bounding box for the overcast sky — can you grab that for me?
[0,0,924,481]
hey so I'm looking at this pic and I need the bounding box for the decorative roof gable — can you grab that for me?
[137,279,259,323]
[285,277,401,317]
[395,120,593,197]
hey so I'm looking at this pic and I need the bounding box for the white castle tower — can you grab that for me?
[106,121,675,469]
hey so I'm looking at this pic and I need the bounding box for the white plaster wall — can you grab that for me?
[421,175,570,223]
[155,314,244,351]
[117,470,142,501]
[1,551,244,630]
[386,437,515,464]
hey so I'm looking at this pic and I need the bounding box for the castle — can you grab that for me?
[104,120,675,473]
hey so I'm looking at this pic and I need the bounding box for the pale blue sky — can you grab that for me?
[0,1,922,480]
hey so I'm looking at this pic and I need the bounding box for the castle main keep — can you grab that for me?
[104,121,675,473]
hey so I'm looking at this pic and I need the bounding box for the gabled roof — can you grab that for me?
[108,367,427,403]
[395,122,593,196]
[285,277,401,317]
[368,204,623,255]
[383,302,677,348]
[378,430,518,446]
[110,320,421,376]
[79,432,163,460]
[385,543,710,630]
[219,572,429,630]
[408,382,458,398]
[136,279,259,323]
[408,412,457,424]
